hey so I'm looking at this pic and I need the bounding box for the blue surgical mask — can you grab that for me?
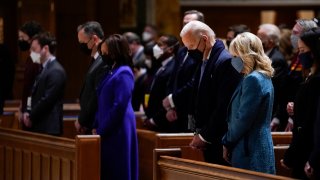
[298,51,314,69]
[231,56,244,73]
[290,34,299,50]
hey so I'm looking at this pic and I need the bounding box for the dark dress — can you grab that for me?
[94,66,138,180]
[283,72,320,179]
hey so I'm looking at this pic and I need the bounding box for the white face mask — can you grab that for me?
[145,58,152,69]
[142,32,152,42]
[30,51,41,64]
[153,45,163,60]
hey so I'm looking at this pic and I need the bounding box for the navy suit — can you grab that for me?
[145,57,175,131]
[167,47,199,132]
[172,40,242,164]
[30,59,66,135]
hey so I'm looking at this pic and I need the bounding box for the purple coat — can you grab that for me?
[94,65,138,180]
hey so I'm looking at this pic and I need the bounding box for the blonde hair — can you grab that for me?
[229,32,274,77]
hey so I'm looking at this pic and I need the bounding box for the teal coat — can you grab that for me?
[222,71,275,174]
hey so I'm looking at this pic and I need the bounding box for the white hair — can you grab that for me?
[258,23,281,45]
[180,20,216,44]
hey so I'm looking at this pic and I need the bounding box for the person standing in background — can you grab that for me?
[75,21,106,134]
[18,21,43,126]
[23,32,66,136]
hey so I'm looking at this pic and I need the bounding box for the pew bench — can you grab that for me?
[153,148,295,180]
[138,130,294,180]
[0,127,100,180]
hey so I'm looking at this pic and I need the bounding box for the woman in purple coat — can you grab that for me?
[92,34,138,180]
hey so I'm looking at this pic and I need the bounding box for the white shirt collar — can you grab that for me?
[93,51,99,60]
[42,56,55,69]
[161,56,173,67]
[133,46,144,60]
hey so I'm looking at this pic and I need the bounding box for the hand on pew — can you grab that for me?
[23,112,32,128]
[190,134,206,150]
[74,120,87,134]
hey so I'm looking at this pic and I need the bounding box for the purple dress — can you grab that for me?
[93,66,138,180]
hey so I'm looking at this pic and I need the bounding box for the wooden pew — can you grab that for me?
[63,117,78,139]
[274,146,292,177]
[272,132,292,146]
[153,148,295,180]
[0,112,15,128]
[0,127,100,180]
[63,103,80,117]
[137,129,203,180]
[138,130,294,180]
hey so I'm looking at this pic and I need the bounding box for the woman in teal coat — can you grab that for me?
[222,32,276,174]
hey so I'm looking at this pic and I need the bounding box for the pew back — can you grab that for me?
[0,127,100,180]
[154,148,295,180]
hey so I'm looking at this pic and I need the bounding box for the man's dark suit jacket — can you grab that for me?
[268,47,289,130]
[30,59,66,135]
[145,58,175,131]
[78,56,105,131]
[172,40,242,142]
[166,47,199,132]
[171,40,241,164]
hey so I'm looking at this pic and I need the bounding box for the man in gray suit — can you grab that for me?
[23,32,66,136]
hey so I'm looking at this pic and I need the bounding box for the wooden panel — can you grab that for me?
[32,152,41,180]
[62,117,77,139]
[22,151,32,180]
[0,146,4,180]
[5,147,13,180]
[13,149,22,180]
[75,135,100,180]
[41,154,50,180]
[51,156,61,180]
[274,146,292,177]
[61,158,71,180]
[155,150,295,180]
[0,128,100,180]
[272,132,292,146]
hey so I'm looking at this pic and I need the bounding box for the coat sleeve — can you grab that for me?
[199,60,241,143]
[96,70,134,136]
[30,69,65,121]
[222,75,264,149]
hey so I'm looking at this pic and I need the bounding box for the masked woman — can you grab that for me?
[222,32,275,174]
[281,28,320,179]
[92,34,138,180]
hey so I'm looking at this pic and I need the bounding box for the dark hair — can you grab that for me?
[77,21,104,39]
[228,24,250,37]
[123,32,141,44]
[162,34,180,55]
[300,27,320,72]
[19,21,43,38]
[103,34,133,68]
[32,32,57,54]
[184,10,205,22]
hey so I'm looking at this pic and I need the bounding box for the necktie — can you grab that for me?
[198,60,207,88]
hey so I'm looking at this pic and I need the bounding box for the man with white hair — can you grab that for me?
[257,24,289,131]
[169,20,242,164]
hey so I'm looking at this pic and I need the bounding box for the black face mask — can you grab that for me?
[101,54,114,67]
[18,40,30,51]
[188,38,204,61]
[79,43,92,55]
[226,40,231,48]
[299,51,314,69]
